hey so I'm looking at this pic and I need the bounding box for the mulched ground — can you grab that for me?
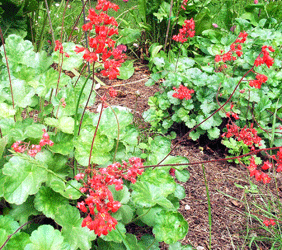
[95,62,282,250]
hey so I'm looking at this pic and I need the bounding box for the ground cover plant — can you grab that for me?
[1,0,282,249]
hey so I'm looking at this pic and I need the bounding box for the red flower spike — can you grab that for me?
[172,18,195,43]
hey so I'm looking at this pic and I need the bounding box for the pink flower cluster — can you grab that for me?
[75,0,126,80]
[172,85,194,100]
[222,123,262,149]
[11,129,54,157]
[172,18,195,43]
[76,157,144,236]
[54,40,69,58]
[215,32,247,63]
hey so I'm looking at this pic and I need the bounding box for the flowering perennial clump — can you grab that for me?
[76,157,144,236]
[74,0,126,79]
[172,85,194,100]
[172,18,195,43]
[11,129,54,157]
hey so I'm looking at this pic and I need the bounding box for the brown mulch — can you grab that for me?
[94,62,282,250]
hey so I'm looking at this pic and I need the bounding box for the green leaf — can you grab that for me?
[132,181,174,208]
[0,136,8,159]
[169,242,194,250]
[113,205,133,225]
[50,133,74,155]
[118,60,135,80]
[124,234,141,250]
[139,168,176,196]
[13,79,36,108]
[52,42,83,71]
[207,127,220,140]
[1,35,35,67]
[9,196,40,225]
[3,156,48,205]
[45,117,74,134]
[0,215,20,247]
[174,184,186,200]
[54,205,96,250]
[0,103,16,118]
[34,186,69,219]
[118,28,141,44]
[175,169,190,182]
[24,124,46,139]
[138,234,159,250]
[108,185,130,204]
[97,238,126,250]
[136,206,163,227]
[153,211,188,244]
[4,232,30,250]
[48,179,82,200]
[75,127,114,166]
[24,225,66,250]
[101,222,126,243]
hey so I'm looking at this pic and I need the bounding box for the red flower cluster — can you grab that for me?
[247,156,271,184]
[249,73,268,89]
[76,157,144,236]
[75,0,126,80]
[226,103,239,120]
[254,45,275,68]
[272,148,282,172]
[181,0,188,10]
[222,123,262,149]
[172,18,195,43]
[54,40,69,58]
[263,219,276,227]
[215,32,247,63]
[172,85,194,100]
[11,129,54,157]
[109,87,117,98]
[247,45,274,89]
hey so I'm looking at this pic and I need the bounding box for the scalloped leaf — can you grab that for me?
[153,211,188,244]
[132,182,174,209]
[34,186,69,219]
[54,205,96,250]
[75,127,114,166]
[9,196,40,225]
[24,225,66,250]
[0,215,19,247]
[3,156,48,205]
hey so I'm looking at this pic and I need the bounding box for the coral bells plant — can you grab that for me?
[75,158,144,236]
[74,0,126,79]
